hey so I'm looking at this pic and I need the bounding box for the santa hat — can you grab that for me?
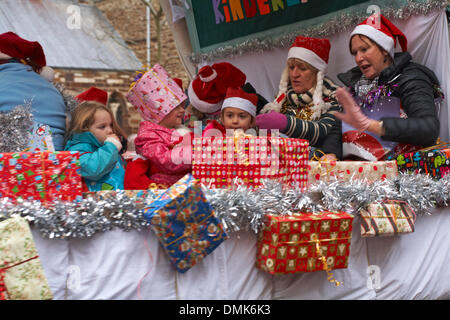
[222,87,258,117]
[0,32,46,68]
[76,87,108,105]
[342,131,386,161]
[173,78,183,90]
[0,31,56,81]
[351,14,407,58]
[261,36,331,120]
[188,62,246,114]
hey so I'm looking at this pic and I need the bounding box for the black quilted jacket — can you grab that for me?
[337,52,441,147]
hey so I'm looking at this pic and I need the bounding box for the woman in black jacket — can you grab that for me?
[335,14,442,161]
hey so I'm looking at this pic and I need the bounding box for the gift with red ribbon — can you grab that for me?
[192,135,309,189]
[0,151,82,203]
[0,216,53,300]
[256,211,353,285]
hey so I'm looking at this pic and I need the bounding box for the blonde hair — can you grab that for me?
[286,58,328,120]
[66,101,127,141]
[287,58,318,73]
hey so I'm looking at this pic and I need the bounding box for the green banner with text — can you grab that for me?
[185,0,369,52]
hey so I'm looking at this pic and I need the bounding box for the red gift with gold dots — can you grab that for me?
[192,136,309,188]
[256,212,353,276]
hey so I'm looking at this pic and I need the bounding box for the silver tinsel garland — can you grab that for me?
[0,173,448,239]
[0,104,34,153]
[189,0,448,63]
[53,82,79,115]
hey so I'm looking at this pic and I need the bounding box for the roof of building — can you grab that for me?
[0,0,142,71]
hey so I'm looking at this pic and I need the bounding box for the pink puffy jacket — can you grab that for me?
[134,121,192,186]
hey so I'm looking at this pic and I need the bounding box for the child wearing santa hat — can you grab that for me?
[0,32,67,150]
[125,65,192,189]
[187,62,268,129]
[202,86,258,136]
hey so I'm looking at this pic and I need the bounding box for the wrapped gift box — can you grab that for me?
[308,160,398,184]
[192,136,309,189]
[23,123,55,152]
[394,143,450,179]
[360,200,416,237]
[83,189,166,209]
[0,151,82,203]
[0,216,53,300]
[126,64,187,122]
[256,211,353,275]
[143,174,227,273]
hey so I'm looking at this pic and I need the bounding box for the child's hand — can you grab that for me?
[320,153,338,162]
[104,134,123,151]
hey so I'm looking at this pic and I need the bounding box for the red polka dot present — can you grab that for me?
[192,136,309,189]
[307,160,398,185]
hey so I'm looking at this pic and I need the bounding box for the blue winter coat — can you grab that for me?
[0,61,67,150]
[64,131,125,191]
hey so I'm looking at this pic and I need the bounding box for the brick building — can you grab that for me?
[0,0,150,135]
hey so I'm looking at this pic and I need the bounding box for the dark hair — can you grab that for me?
[349,34,391,62]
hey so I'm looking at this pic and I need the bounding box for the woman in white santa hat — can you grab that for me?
[256,36,343,160]
[335,14,442,161]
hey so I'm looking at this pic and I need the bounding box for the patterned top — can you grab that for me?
[281,77,342,158]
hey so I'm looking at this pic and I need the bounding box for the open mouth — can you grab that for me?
[360,64,371,72]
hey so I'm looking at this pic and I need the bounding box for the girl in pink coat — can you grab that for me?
[125,65,192,188]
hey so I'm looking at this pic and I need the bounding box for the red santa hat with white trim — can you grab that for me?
[0,31,55,81]
[188,62,246,114]
[261,36,331,119]
[350,14,407,58]
[76,86,108,106]
[222,87,258,117]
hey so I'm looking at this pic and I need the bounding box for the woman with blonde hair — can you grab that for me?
[256,36,343,160]
[65,101,127,191]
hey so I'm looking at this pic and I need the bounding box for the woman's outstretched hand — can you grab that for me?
[335,87,371,132]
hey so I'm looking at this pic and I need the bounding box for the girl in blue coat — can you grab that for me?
[65,101,127,191]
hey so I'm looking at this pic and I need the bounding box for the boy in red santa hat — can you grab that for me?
[187,62,268,130]
[202,86,258,137]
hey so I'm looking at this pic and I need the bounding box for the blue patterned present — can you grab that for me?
[143,174,227,273]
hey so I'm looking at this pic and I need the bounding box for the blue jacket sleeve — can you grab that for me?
[67,142,119,181]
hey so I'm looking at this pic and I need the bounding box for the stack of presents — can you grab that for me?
[1,67,449,299]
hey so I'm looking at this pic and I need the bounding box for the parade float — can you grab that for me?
[0,0,449,300]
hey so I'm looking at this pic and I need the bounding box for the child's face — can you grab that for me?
[88,109,114,144]
[221,107,254,131]
[159,104,185,129]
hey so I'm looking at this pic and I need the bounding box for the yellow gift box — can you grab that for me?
[0,216,53,300]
